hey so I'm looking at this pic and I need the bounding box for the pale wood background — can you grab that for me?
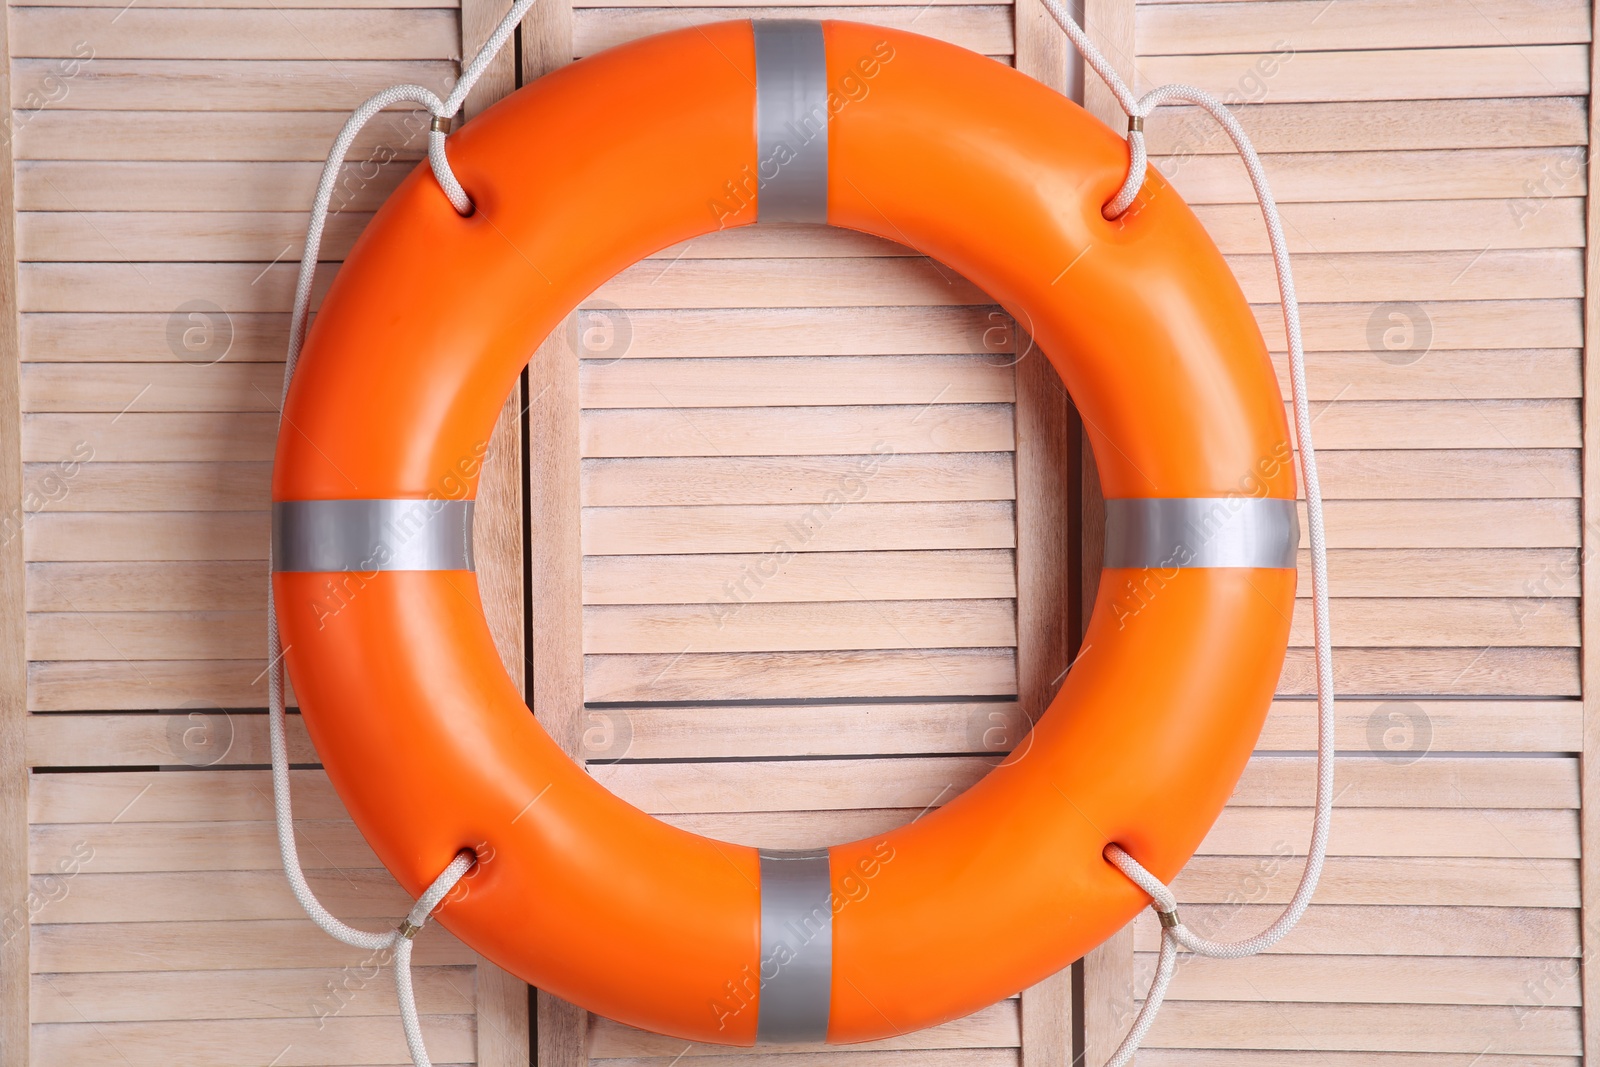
[0,0,1593,1064]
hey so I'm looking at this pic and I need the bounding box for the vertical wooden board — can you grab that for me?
[518,2,585,1058]
[1014,338,1074,1064]
[0,0,28,1057]
[1580,0,1600,1059]
[527,324,590,1066]
[1012,7,1076,1061]
[1083,0,1136,129]
[466,0,532,1055]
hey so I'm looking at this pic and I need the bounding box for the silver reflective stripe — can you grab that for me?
[752,20,828,224]
[757,848,832,1043]
[1104,497,1299,569]
[272,499,475,573]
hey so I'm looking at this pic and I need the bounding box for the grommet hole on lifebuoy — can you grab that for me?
[266,12,1336,1066]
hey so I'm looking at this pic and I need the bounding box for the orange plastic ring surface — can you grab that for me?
[272,19,1296,1046]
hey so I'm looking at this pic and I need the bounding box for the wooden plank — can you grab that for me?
[1147,97,1588,154]
[27,658,279,710]
[1164,148,1587,205]
[20,463,269,512]
[589,1002,1019,1057]
[21,312,292,363]
[1310,450,1580,499]
[28,819,379,873]
[521,11,583,1060]
[581,404,1009,458]
[31,918,475,972]
[26,561,265,610]
[1284,597,1579,648]
[584,647,1017,702]
[1277,646,1579,697]
[22,363,285,412]
[1262,300,1585,352]
[1128,904,1579,958]
[1139,1054,1575,1067]
[588,1053,1018,1066]
[1256,699,1583,753]
[0,0,27,1053]
[29,1014,477,1065]
[579,355,1016,408]
[1142,1002,1579,1055]
[1139,0,1591,55]
[1270,349,1582,401]
[573,7,1014,57]
[1298,399,1572,457]
[13,110,428,162]
[10,8,461,59]
[24,512,266,562]
[572,306,1011,358]
[1580,3,1600,1059]
[1297,548,1582,597]
[1170,856,1578,908]
[22,412,277,460]
[11,59,458,111]
[27,610,264,659]
[29,769,339,823]
[465,4,533,1058]
[18,264,331,314]
[29,869,415,924]
[1012,289,1073,1062]
[584,549,1017,605]
[16,211,370,262]
[581,501,1017,555]
[31,966,477,1021]
[1199,198,1586,254]
[582,600,1017,654]
[1224,248,1585,303]
[16,161,408,212]
[28,710,313,767]
[17,0,445,8]
[1137,45,1590,103]
[595,256,989,307]
[1197,807,1578,859]
[1137,952,1581,1006]
[582,453,1015,507]
[1296,500,1578,548]
[1083,0,1135,131]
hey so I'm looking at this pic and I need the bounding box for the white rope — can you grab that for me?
[1033,6,1338,1066]
[267,7,1332,1065]
[266,3,537,1063]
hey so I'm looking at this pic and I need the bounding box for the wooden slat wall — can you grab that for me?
[1116,0,1592,1062]
[8,0,533,1060]
[5,0,1597,1064]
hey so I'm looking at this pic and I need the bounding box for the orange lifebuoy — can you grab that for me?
[272,19,1297,1046]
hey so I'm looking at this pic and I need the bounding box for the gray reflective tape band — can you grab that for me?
[757,848,832,1043]
[1104,497,1299,569]
[752,20,828,224]
[272,499,475,573]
